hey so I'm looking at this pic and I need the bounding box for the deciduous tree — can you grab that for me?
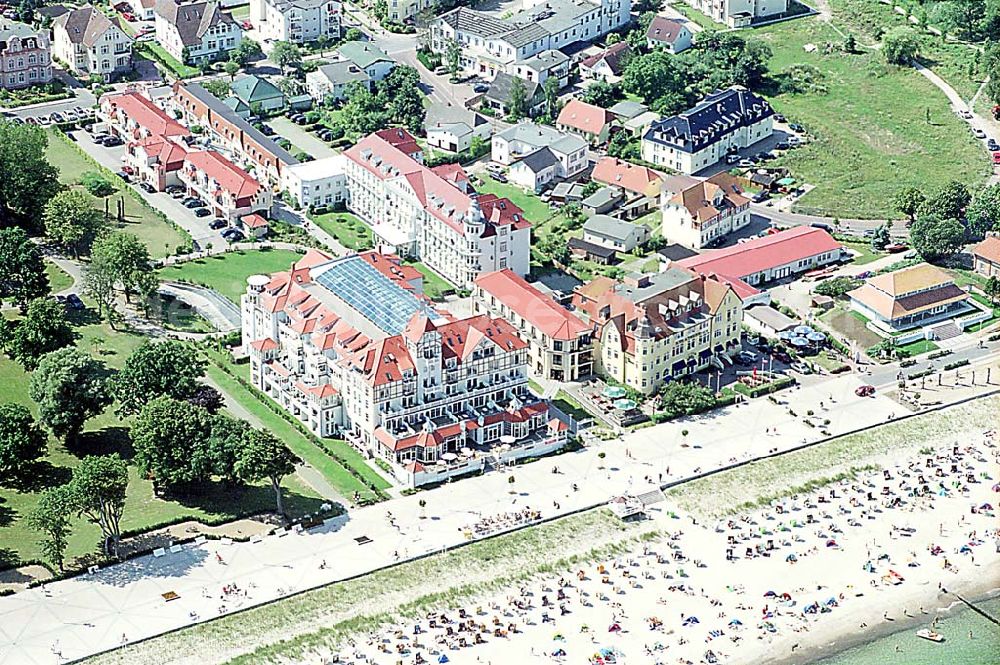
[43,189,106,258]
[271,41,302,70]
[69,454,127,558]
[234,428,299,518]
[131,397,216,487]
[26,484,75,571]
[893,186,926,223]
[0,120,60,228]
[507,76,527,121]
[909,213,966,262]
[2,297,74,369]
[882,27,919,65]
[113,340,205,416]
[29,348,111,444]
[659,381,716,416]
[0,403,47,483]
[89,231,154,302]
[0,227,49,312]
[966,183,1000,237]
[924,180,971,221]
[229,37,262,67]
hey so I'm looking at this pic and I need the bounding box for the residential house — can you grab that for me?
[336,40,395,81]
[972,236,1000,278]
[492,121,588,182]
[154,0,243,64]
[677,226,845,286]
[568,237,618,264]
[482,72,545,118]
[591,156,665,218]
[582,215,649,253]
[578,41,629,81]
[661,172,751,249]
[0,19,52,90]
[743,304,796,338]
[507,49,570,88]
[424,103,492,153]
[241,250,565,486]
[52,7,132,81]
[134,0,157,21]
[572,268,743,393]
[343,128,531,287]
[171,82,299,187]
[230,74,285,113]
[100,90,190,140]
[581,186,624,216]
[641,87,774,174]
[305,60,370,101]
[556,98,615,145]
[683,0,787,28]
[223,95,251,118]
[179,149,273,221]
[474,269,594,381]
[125,134,190,191]
[645,16,692,53]
[280,154,348,209]
[239,212,270,238]
[847,263,973,334]
[430,0,632,79]
[508,146,562,193]
[250,0,341,45]
[386,0,434,22]
[608,99,658,137]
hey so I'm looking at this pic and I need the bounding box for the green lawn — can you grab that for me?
[310,211,374,251]
[46,130,189,258]
[204,359,386,500]
[135,41,200,79]
[407,261,454,300]
[0,308,324,569]
[157,249,303,304]
[474,177,556,223]
[669,1,726,30]
[758,17,988,219]
[44,261,74,293]
[553,390,595,422]
[159,296,215,333]
[895,338,939,358]
[841,241,883,265]
[229,3,250,19]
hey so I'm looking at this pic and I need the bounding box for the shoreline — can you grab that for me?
[767,582,1000,665]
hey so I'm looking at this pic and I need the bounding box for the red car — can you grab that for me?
[993,151,1000,165]
[855,385,875,397]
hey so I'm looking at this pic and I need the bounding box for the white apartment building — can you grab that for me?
[251,0,341,45]
[661,172,751,249]
[344,128,531,288]
[242,249,565,484]
[641,87,774,175]
[154,0,243,64]
[281,154,348,209]
[430,0,631,79]
[0,20,52,90]
[684,0,787,28]
[53,7,133,81]
[491,121,588,175]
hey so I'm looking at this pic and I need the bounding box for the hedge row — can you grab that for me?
[732,375,796,398]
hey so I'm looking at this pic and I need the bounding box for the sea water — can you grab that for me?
[814,596,1000,665]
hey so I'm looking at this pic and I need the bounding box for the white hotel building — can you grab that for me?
[343,128,531,289]
[242,249,566,485]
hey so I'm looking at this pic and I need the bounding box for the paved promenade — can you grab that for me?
[0,370,995,664]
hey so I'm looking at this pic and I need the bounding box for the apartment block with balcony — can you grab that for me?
[154,0,243,64]
[661,172,751,249]
[242,250,565,484]
[0,19,52,90]
[53,7,133,81]
[251,0,341,45]
[474,269,594,381]
[180,150,273,221]
[572,268,743,394]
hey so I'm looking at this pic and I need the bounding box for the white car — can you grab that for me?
[972,128,986,139]
[790,361,813,375]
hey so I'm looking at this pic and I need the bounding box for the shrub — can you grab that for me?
[79,171,116,197]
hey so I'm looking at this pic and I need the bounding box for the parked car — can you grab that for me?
[103,136,123,147]
[972,128,986,139]
[773,113,786,123]
[774,141,791,150]
[489,172,508,183]
[772,350,792,364]
[739,350,759,363]
[116,171,131,182]
[473,83,489,93]
[194,207,212,217]
[788,123,804,132]
[64,293,85,310]
[725,154,741,164]
[259,124,275,136]
[885,242,908,253]
[317,129,333,141]
[222,228,245,242]
[855,384,875,397]
[986,138,999,151]
[209,218,227,229]
[790,361,812,375]
[139,182,155,194]
[993,151,1000,165]
[737,159,754,168]
[184,198,205,209]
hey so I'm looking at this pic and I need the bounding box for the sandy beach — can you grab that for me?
[307,427,1000,665]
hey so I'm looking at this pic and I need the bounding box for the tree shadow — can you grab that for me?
[162,480,329,520]
[70,426,134,461]
[3,460,73,493]
[0,497,15,528]
[65,306,102,328]
[0,547,20,569]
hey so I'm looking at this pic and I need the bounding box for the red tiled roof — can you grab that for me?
[591,157,664,196]
[133,135,189,170]
[374,127,421,158]
[474,269,589,341]
[646,16,686,44]
[557,98,615,135]
[678,227,843,280]
[103,92,189,139]
[430,162,470,186]
[241,213,268,228]
[477,194,531,231]
[357,250,424,288]
[972,236,1000,264]
[579,42,630,74]
[249,337,278,352]
[184,150,261,201]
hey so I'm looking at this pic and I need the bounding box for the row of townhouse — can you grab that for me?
[343,128,531,288]
[251,0,341,45]
[100,91,272,221]
[242,249,567,485]
[429,0,631,80]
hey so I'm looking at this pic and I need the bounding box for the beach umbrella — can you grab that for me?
[763,590,777,597]
[552,648,566,657]
[553,634,565,641]
[600,648,615,657]
[729,619,743,626]
[438,656,449,663]
[794,325,813,335]
[807,331,826,343]
[790,337,810,348]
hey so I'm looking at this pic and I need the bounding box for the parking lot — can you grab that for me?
[70,129,232,250]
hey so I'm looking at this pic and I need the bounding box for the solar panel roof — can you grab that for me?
[312,255,436,336]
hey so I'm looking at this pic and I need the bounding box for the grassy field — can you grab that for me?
[135,41,200,79]
[310,211,373,251]
[474,177,556,223]
[87,509,653,665]
[43,261,74,293]
[46,130,188,258]
[820,305,882,348]
[229,3,250,19]
[758,17,988,219]
[841,241,884,265]
[668,1,726,30]
[204,355,388,500]
[895,338,939,357]
[667,394,1000,517]
[157,249,302,304]
[406,261,454,300]
[0,307,324,569]
[553,389,596,422]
